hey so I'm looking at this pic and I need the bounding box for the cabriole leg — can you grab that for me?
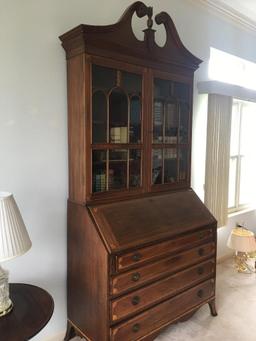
[208,299,218,316]
[64,320,76,341]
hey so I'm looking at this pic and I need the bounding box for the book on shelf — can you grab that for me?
[110,127,128,143]
[154,101,163,126]
[164,149,177,159]
[94,173,106,192]
[164,136,177,143]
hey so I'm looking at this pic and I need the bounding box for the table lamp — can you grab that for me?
[227,227,256,273]
[0,192,32,317]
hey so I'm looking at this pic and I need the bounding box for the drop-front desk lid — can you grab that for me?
[88,189,216,253]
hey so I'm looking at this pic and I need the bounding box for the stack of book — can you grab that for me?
[110,127,128,143]
[94,173,106,192]
[165,149,177,159]
[154,101,163,142]
[165,136,177,143]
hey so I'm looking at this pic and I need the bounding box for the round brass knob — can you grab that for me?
[132,253,142,262]
[197,289,204,298]
[199,231,205,239]
[198,248,205,256]
[132,323,140,333]
[131,296,140,305]
[131,272,141,282]
[197,267,204,275]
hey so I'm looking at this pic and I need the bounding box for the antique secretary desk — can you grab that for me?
[60,2,217,341]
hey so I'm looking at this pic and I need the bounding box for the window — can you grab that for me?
[200,48,256,224]
[228,99,256,212]
[209,47,256,91]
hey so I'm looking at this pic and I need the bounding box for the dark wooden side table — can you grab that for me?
[0,283,54,341]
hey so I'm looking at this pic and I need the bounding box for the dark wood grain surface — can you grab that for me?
[67,201,109,341]
[111,243,215,296]
[61,2,217,340]
[89,190,216,252]
[111,260,215,322]
[111,280,215,341]
[0,283,54,341]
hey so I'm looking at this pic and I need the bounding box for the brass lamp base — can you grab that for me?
[0,301,13,317]
[234,252,256,273]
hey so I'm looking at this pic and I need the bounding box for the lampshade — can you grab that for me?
[227,227,256,253]
[0,192,32,262]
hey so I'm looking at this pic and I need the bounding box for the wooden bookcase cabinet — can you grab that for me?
[60,2,217,341]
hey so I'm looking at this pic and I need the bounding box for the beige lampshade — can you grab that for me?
[0,192,32,262]
[227,227,256,252]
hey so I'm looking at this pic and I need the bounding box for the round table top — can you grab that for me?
[0,283,54,341]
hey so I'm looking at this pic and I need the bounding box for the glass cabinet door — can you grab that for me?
[91,64,142,194]
[152,77,190,186]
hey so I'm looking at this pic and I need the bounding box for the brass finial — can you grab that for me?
[147,7,153,29]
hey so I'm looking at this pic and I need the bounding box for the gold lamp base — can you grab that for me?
[0,300,13,317]
[234,252,256,273]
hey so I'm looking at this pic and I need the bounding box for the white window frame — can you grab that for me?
[228,99,245,213]
[229,100,251,213]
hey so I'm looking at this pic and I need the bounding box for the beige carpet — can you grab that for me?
[71,258,256,341]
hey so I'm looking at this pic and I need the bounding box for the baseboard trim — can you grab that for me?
[217,253,233,264]
[42,331,65,341]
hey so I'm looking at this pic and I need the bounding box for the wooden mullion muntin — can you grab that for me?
[87,55,193,202]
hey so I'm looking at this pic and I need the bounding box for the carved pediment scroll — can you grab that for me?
[60,1,202,71]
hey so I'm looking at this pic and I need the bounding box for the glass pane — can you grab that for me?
[228,157,237,208]
[173,82,189,102]
[130,96,141,143]
[164,148,177,183]
[240,102,256,156]
[152,149,163,184]
[92,91,107,143]
[153,101,163,143]
[165,102,178,143]
[129,149,141,187]
[239,156,254,206]
[239,101,256,206]
[154,78,173,98]
[179,148,188,181]
[179,103,189,143]
[92,150,107,193]
[92,64,116,92]
[122,72,142,96]
[109,88,128,143]
[109,149,127,190]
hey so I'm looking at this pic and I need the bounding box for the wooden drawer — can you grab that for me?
[111,242,215,295]
[111,259,214,322]
[110,279,215,341]
[115,227,214,272]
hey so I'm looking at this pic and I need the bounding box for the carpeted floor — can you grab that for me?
[71,258,256,341]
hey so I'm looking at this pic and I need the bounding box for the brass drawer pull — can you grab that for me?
[131,296,140,305]
[197,289,204,298]
[132,323,140,333]
[132,253,142,262]
[197,267,204,275]
[198,248,205,256]
[131,272,141,282]
[199,231,205,239]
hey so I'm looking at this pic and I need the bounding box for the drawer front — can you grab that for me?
[111,242,215,295]
[111,279,215,341]
[116,227,214,271]
[111,259,215,322]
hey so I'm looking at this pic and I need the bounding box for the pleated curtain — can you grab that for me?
[204,94,232,227]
